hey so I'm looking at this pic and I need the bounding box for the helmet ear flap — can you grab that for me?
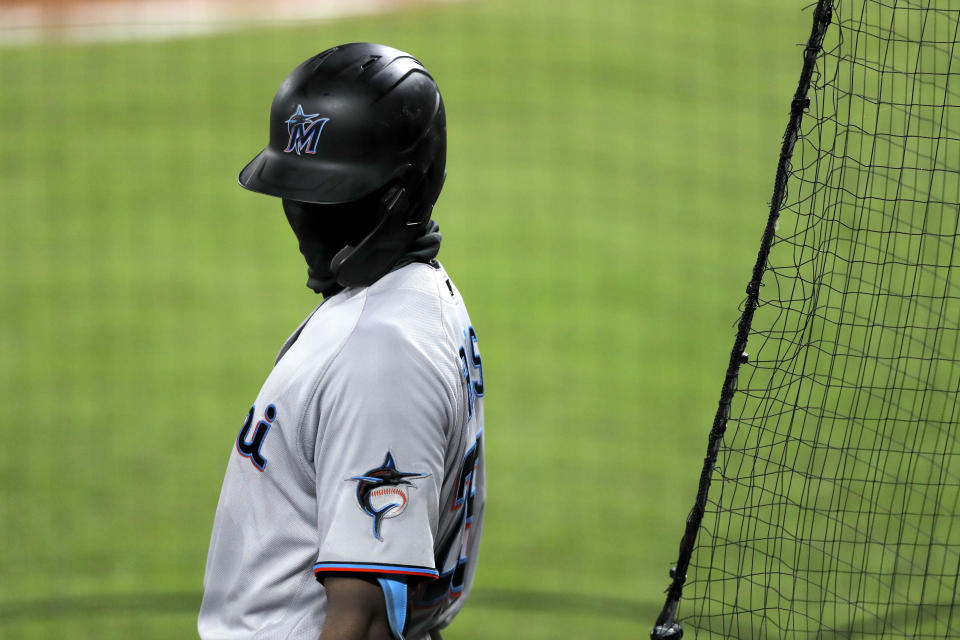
[328,244,353,279]
[329,184,403,270]
[329,180,422,286]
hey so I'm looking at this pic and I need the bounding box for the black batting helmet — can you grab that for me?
[239,43,446,289]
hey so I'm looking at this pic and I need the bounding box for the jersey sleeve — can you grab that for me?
[311,315,456,583]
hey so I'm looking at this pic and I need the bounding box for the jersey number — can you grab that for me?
[236,403,276,472]
[416,430,482,607]
[458,326,484,419]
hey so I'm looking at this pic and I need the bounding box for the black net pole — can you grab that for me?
[650,2,834,638]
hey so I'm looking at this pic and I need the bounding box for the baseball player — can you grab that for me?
[198,43,486,640]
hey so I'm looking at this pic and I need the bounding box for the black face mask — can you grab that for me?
[282,195,382,296]
[283,176,446,296]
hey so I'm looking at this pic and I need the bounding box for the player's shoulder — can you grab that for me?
[367,260,457,304]
[354,260,459,333]
[326,262,463,395]
[290,262,457,360]
[334,262,458,366]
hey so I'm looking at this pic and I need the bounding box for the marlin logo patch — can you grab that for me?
[350,451,429,541]
[283,104,329,155]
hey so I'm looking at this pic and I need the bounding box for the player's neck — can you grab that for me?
[317,220,442,298]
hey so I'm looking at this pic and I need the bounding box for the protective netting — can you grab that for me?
[658,1,960,637]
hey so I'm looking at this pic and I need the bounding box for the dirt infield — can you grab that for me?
[0,0,463,45]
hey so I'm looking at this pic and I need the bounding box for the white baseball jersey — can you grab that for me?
[198,261,485,640]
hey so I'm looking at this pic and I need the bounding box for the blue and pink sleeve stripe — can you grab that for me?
[313,561,439,579]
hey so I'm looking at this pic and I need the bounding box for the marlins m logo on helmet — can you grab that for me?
[283,104,329,155]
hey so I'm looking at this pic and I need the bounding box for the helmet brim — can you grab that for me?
[238,147,398,204]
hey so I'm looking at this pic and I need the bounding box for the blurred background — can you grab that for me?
[0,1,814,637]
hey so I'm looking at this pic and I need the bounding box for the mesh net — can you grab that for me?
[670,0,960,637]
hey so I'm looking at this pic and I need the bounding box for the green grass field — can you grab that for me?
[0,1,813,637]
